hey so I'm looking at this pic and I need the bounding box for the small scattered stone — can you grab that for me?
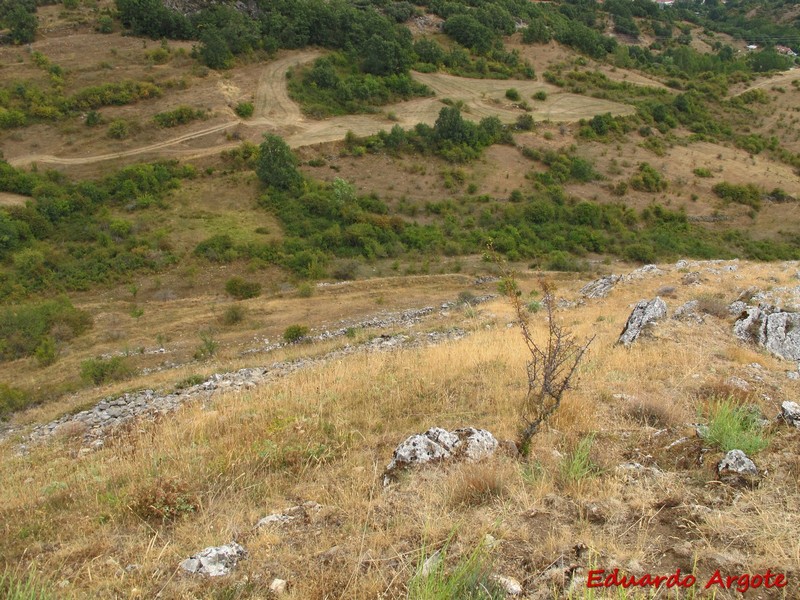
[780,401,800,428]
[681,272,703,286]
[717,450,760,487]
[269,578,288,594]
[673,300,703,323]
[179,542,246,577]
[492,574,523,596]
[725,376,750,391]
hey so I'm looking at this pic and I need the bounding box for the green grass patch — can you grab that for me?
[0,568,55,600]
[702,399,770,455]
[408,540,505,600]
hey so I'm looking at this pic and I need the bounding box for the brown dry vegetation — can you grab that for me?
[1,262,799,598]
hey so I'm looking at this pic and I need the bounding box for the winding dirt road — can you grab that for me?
[6,51,633,169]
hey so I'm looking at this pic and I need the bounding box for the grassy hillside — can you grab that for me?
[2,262,799,598]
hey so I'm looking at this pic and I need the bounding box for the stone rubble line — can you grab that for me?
[23,297,496,449]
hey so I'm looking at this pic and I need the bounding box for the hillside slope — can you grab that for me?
[2,261,799,598]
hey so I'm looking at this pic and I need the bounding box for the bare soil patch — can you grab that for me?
[0,192,28,207]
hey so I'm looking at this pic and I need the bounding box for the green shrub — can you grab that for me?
[34,336,58,367]
[107,119,130,139]
[153,106,205,128]
[0,298,91,362]
[505,88,521,101]
[85,110,102,127]
[131,478,199,524]
[693,167,712,178]
[80,356,132,385]
[193,331,218,360]
[283,324,309,343]
[194,234,238,262]
[532,90,547,101]
[0,385,32,420]
[221,305,245,325]
[225,277,261,299]
[624,243,656,264]
[235,102,254,118]
[175,374,205,389]
[712,182,762,210]
[702,399,769,455]
[96,15,114,34]
[630,162,667,192]
[296,282,313,298]
[515,114,534,131]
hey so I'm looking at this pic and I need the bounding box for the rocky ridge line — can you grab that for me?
[21,297,496,450]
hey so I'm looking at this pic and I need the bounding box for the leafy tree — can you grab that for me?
[7,5,37,44]
[363,34,413,76]
[443,14,494,54]
[199,28,233,69]
[434,106,471,146]
[413,38,446,65]
[256,134,302,191]
[522,20,551,44]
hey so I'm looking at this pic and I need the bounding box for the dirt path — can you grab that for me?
[731,68,800,96]
[7,53,633,169]
[252,50,322,123]
[0,192,28,207]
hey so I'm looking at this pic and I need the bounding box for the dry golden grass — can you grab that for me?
[1,263,799,598]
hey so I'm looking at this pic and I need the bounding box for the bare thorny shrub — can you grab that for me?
[504,276,594,455]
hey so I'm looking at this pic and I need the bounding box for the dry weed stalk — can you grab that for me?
[505,276,594,454]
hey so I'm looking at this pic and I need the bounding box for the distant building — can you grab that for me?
[776,45,798,57]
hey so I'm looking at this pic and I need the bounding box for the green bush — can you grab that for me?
[153,106,205,128]
[0,385,32,420]
[629,162,667,192]
[34,336,58,367]
[712,182,762,210]
[283,324,309,343]
[221,305,245,325]
[703,399,769,455]
[107,119,130,139]
[80,356,133,385]
[176,374,205,389]
[693,167,712,178]
[505,88,521,101]
[0,298,91,362]
[96,15,113,34]
[235,102,254,118]
[193,331,218,359]
[225,277,261,299]
[532,90,547,101]
[514,114,534,131]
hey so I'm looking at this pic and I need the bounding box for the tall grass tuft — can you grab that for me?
[0,569,54,600]
[408,540,505,600]
[703,399,769,455]
[560,434,598,483]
